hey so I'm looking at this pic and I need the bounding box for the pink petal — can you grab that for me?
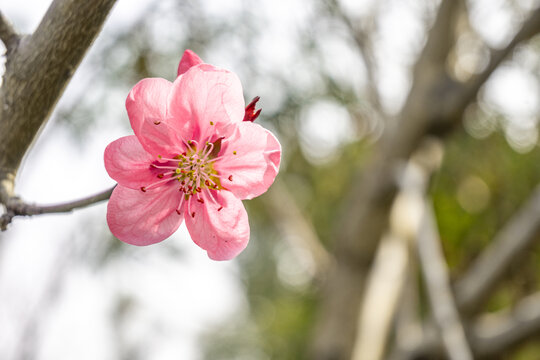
[185,190,249,260]
[177,49,204,76]
[214,122,281,200]
[126,78,180,150]
[168,64,245,143]
[139,118,187,158]
[104,136,157,189]
[107,185,184,246]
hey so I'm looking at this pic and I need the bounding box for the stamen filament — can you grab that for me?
[141,176,176,191]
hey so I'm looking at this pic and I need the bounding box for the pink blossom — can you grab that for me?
[104,50,281,260]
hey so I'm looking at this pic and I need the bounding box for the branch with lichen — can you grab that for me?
[1,186,115,230]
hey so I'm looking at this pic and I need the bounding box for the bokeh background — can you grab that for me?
[1,0,540,359]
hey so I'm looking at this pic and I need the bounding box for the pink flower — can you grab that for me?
[104,50,281,260]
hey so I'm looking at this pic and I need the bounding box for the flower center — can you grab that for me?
[140,139,226,216]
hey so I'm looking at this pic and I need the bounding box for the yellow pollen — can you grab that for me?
[175,168,181,174]
[210,121,214,125]
[233,151,237,155]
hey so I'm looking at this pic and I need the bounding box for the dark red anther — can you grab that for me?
[196,187,202,193]
[228,175,233,181]
[205,180,211,186]
[176,209,182,215]
[243,96,261,122]
[197,198,205,204]
[154,121,161,125]
[157,174,164,179]
[217,206,223,212]
[191,211,195,218]
[187,185,193,190]
[140,186,147,192]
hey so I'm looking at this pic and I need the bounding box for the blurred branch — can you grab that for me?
[394,184,540,359]
[473,292,540,357]
[0,10,20,52]
[325,0,383,115]
[263,179,331,275]
[417,200,473,360]
[397,292,540,360]
[353,139,443,360]
[1,185,115,230]
[0,0,117,205]
[455,185,540,315]
[460,6,540,108]
[352,233,409,360]
[311,2,540,359]
[309,1,464,358]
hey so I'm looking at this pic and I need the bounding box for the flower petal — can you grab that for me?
[139,118,187,158]
[107,185,183,246]
[214,122,281,200]
[104,135,157,189]
[168,64,245,142]
[185,190,249,260]
[177,49,204,76]
[126,77,174,144]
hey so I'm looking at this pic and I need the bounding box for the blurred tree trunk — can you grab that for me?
[309,1,540,359]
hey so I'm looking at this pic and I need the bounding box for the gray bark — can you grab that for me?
[0,0,117,205]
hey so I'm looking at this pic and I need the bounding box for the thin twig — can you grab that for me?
[0,10,20,51]
[455,185,540,315]
[1,185,115,230]
[417,200,473,360]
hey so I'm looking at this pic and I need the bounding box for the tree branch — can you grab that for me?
[263,180,332,276]
[397,291,540,360]
[325,0,384,116]
[459,6,540,111]
[1,185,115,230]
[0,0,117,201]
[392,186,540,359]
[309,1,464,358]
[0,10,20,52]
[473,292,540,357]
[417,200,473,360]
[455,185,540,315]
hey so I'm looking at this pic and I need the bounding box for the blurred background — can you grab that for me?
[1,0,540,359]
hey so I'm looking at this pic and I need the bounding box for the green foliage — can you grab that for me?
[432,129,540,311]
